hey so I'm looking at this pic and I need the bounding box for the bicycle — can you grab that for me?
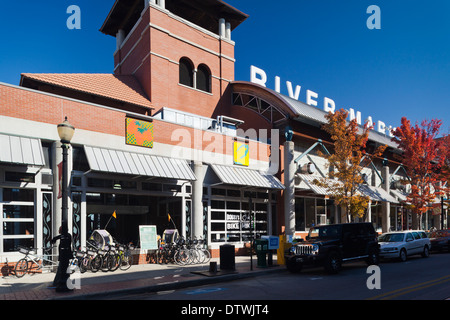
[14,246,58,278]
[68,250,85,274]
[97,245,120,272]
[196,237,211,264]
[85,240,104,273]
[174,237,192,265]
[117,243,134,271]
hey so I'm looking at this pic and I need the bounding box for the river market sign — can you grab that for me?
[250,65,395,137]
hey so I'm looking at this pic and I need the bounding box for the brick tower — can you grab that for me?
[100,0,248,118]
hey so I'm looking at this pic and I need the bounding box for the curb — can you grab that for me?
[50,266,285,300]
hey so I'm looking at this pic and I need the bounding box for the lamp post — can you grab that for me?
[54,117,75,292]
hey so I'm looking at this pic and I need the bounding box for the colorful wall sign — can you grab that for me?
[126,118,154,148]
[233,141,249,166]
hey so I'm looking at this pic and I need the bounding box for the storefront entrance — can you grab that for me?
[71,177,189,250]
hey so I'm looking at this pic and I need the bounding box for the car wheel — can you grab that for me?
[286,257,303,273]
[399,248,407,262]
[366,247,380,266]
[324,251,342,274]
[421,245,430,258]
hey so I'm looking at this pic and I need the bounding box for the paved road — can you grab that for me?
[113,252,450,301]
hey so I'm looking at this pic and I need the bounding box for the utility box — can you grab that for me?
[261,236,279,250]
[262,236,279,266]
[255,239,269,268]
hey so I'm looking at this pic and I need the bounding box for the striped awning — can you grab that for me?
[210,164,284,190]
[0,134,45,166]
[390,189,409,202]
[358,185,399,203]
[84,146,196,181]
[297,174,399,204]
[296,174,339,196]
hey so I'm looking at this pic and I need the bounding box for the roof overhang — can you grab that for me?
[101,0,248,37]
[0,134,46,166]
[210,164,284,190]
[84,146,196,181]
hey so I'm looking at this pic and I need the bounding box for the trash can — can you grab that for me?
[220,244,235,271]
[255,239,269,268]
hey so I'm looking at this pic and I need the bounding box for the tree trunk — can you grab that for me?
[411,212,419,229]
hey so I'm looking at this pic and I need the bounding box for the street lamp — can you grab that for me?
[54,117,75,292]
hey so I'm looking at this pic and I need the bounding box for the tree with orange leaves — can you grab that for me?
[315,109,387,221]
[391,118,447,229]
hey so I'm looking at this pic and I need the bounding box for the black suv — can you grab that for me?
[285,223,379,274]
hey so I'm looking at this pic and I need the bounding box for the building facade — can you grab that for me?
[0,0,446,264]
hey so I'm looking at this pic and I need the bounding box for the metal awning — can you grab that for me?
[358,185,399,203]
[297,174,399,204]
[390,189,409,202]
[296,174,340,196]
[210,164,284,190]
[0,134,45,166]
[84,146,196,181]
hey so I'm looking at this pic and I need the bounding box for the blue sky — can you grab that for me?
[0,1,449,134]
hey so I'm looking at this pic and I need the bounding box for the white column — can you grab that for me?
[219,18,226,38]
[381,166,390,233]
[52,141,62,238]
[225,22,231,40]
[81,175,87,250]
[192,161,204,239]
[284,141,296,236]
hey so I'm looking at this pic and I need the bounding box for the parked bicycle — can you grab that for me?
[117,243,134,271]
[14,246,58,278]
[157,236,211,266]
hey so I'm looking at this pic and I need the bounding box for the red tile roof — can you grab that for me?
[20,73,152,109]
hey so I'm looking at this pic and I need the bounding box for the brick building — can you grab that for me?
[0,0,444,264]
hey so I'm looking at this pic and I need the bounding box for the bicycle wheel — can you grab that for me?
[79,257,88,273]
[190,249,200,264]
[175,249,189,265]
[119,251,133,271]
[14,258,29,278]
[90,255,103,273]
[108,253,121,271]
[202,249,211,264]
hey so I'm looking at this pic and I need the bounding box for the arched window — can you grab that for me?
[179,57,194,87]
[196,64,211,93]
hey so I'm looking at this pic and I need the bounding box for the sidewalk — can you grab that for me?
[0,256,284,300]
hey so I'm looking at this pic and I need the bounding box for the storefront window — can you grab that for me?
[295,198,305,231]
[295,197,338,231]
[3,188,34,202]
[3,205,34,219]
[371,203,382,232]
[1,188,35,252]
[305,198,315,229]
[73,146,90,172]
[5,172,35,183]
[210,188,268,243]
